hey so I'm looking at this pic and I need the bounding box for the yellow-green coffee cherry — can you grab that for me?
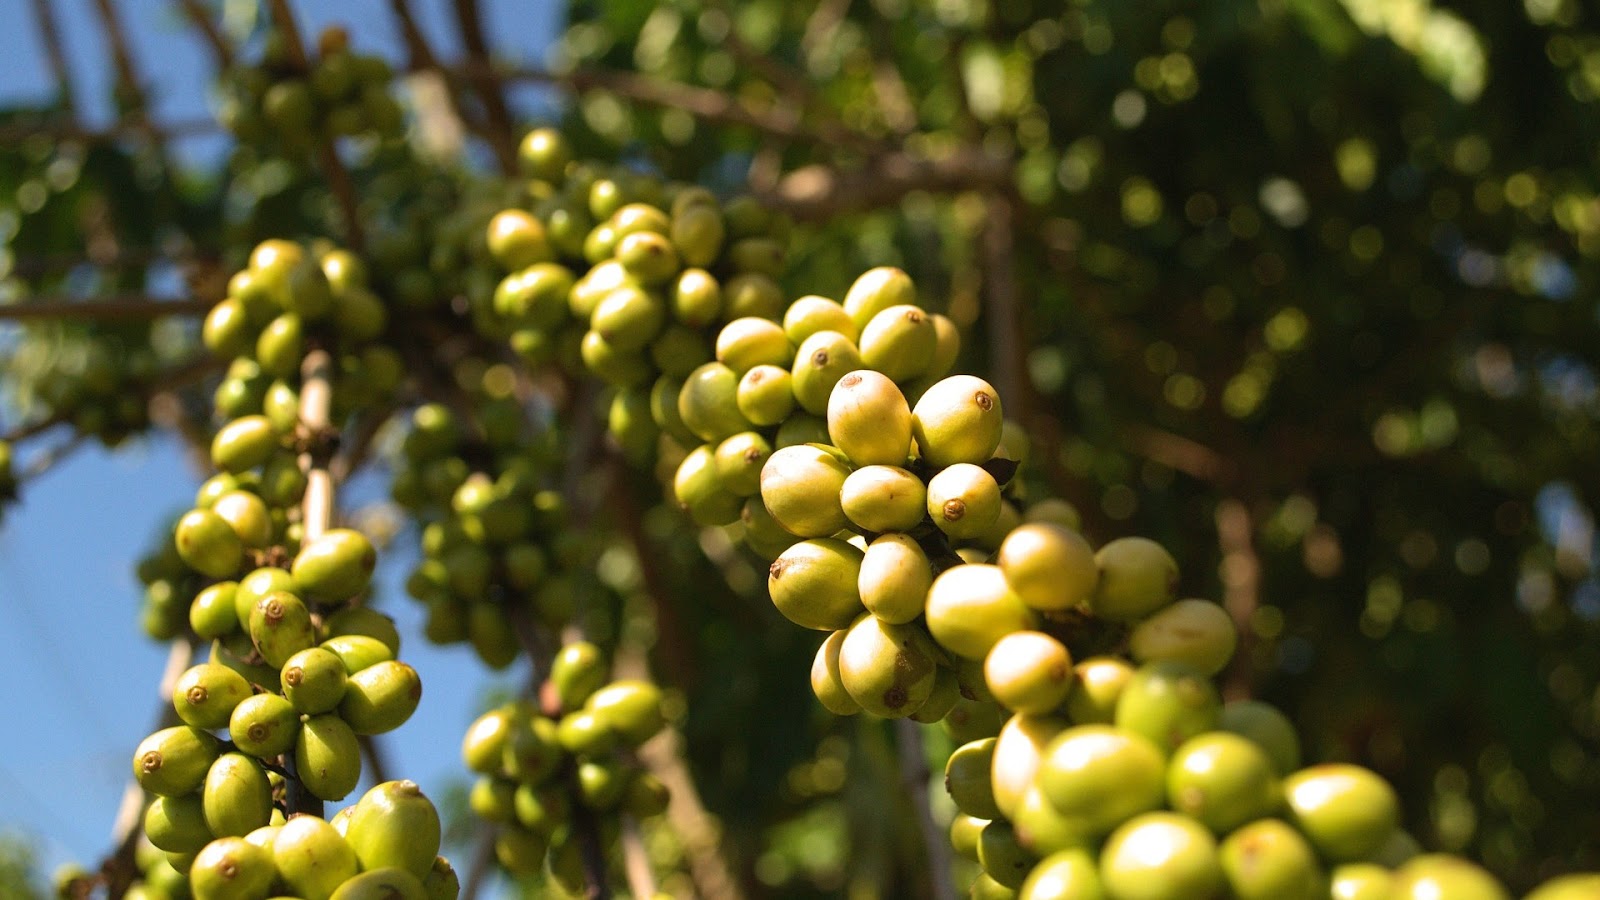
[320,634,395,674]
[978,820,1038,890]
[502,714,562,784]
[203,753,273,838]
[339,660,422,735]
[946,738,1003,819]
[1217,818,1320,900]
[1525,874,1600,900]
[908,666,962,723]
[1011,783,1092,857]
[678,362,752,444]
[461,707,516,774]
[190,582,240,640]
[839,465,926,534]
[858,533,932,624]
[1018,847,1102,900]
[670,268,722,328]
[758,444,852,538]
[1218,700,1302,776]
[282,647,350,714]
[716,317,793,374]
[229,692,300,759]
[924,564,1038,660]
[296,714,362,801]
[134,726,220,797]
[176,509,245,579]
[784,295,858,344]
[1166,732,1281,834]
[837,614,939,718]
[713,431,772,497]
[1281,764,1399,863]
[1129,598,1238,676]
[768,538,867,631]
[486,210,553,271]
[1389,855,1509,900]
[590,286,665,352]
[188,836,276,900]
[587,680,667,745]
[1099,812,1223,900]
[827,370,913,467]
[984,631,1073,715]
[671,204,725,268]
[1037,724,1166,836]
[272,814,359,900]
[174,663,253,730]
[791,330,864,416]
[998,522,1099,613]
[1114,661,1221,755]
[291,528,376,604]
[345,780,442,882]
[926,463,1002,541]
[551,642,608,711]
[1090,536,1179,621]
[249,592,316,668]
[211,491,273,549]
[735,364,795,426]
[211,415,279,474]
[234,567,295,628]
[672,443,743,527]
[842,267,916,331]
[144,795,214,854]
[910,374,1003,468]
[810,631,861,715]
[990,713,1067,819]
[1065,656,1134,725]
[320,607,402,656]
[327,867,428,900]
[858,305,937,383]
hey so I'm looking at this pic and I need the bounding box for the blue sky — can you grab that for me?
[0,0,561,887]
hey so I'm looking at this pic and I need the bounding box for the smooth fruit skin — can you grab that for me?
[585,679,667,745]
[925,463,1002,541]
[980,820,1039,890]
[229,692,300,759]
[810,631,861,715]
[836,614,939,718]
[768,538,866,631]
[249,592,317,669]
[272,815,358,900]
[1281,764,1399,863]
[551,641,608,711]
[1387,854,1509,900]
[827,370,913,466]
[1012,783,1094,856]
[281,647,350,714]
[345,780,442,882]
[1165,732,1281,834]
[1090,537,1178,622]
[946,738,1002,819]
[790,330,865,415]
[1217,700,1302,775]
[1128,599,1237,676]
[461,707,516,773]
[858,304,937,382]
[1065,656,1134,725]
[176,509,245,579]
[203,753,274,837]
[134,726,220,797]
[924,564,1039,660]
[327,867,428,900]
[320,634,395,674]
[784,295,858,344]
[1327,863,1391,900]
[1037,724,1166,838]
[759,443,853,538]
[292,529,377,603]
[1018,848,1105,900]
[858,533,932,624]
[144,794,214,854]
[910,374,1003,468]
[951,814,988,862]
[211,416,279,474]
[1524,874,1600,900]
[189,836,276,900]
[991,713,1068,820]
[174,663,253,730]
[296,714,362,801]
[998,523,1098,613]
[985,631,1073,715]
[840,466,927,535]
[1217,818,1320,900]
[842,266,916,331]
[1113,661,1221,756]
[1098,812,1223,900]
[339,660,422,735]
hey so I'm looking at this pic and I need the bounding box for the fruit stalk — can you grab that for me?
[286,346,335,819]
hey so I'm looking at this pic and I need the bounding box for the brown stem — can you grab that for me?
[458,824,499,900]
[1216,498,1261,700]
[103,639,194,898]
[635,729,748,900]
[89,0,145,114]
[619,816,657,900]
[28,0,77,115]
[607,470,698,687]
[450,0,518,174]
[0,117,214,146]
[894,719,956,900]
[358,735,394,786]
[388,0,439,69]
[175,0,233,68]
[0,296,212,321]
[760,147,1012,221]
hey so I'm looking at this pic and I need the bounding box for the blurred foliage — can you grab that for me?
[0,834,44,900]
[3,0,1600,895]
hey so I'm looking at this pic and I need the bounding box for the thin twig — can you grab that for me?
[635,729,747,900]
[458,824,499,900]
[0,296,212,322]
[388,0,439,69]
[175,0,234,68]
[359,735,394,786]
[757,147,1012,221]
[28,0,77,115]
[619,816,657,900]
[89,0,146,114]
[19,433,88,481]
[1216,499,1261,701]
[894,719,956,900]
[450,0,518,174]
[0,117,215,146]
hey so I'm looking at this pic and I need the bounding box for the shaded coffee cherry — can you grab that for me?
[1218,818,1321,900]
[176,509,245,579]
[1090,537,1178,622]
[991,713,1068,820]
[203,753,273,838]
[296,714,362,801]
[1018,847,1103,900]
[1166,731,1281,834]
[1113,661,1221,756]
[1098,812,1223,900]
[1129,599,1237,676]
[1036,724,1165,837]
[810,630,861,716]
[144,794,213,854]
[1217,700,1302,776]
[998,522,1099,613]
[188,836,276,900]
[345,780,443,881]
[768,538,866,631]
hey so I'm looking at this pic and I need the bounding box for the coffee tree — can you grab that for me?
[4,0,1600,898]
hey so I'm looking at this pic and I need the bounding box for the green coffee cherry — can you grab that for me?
[1114,661,1221,756]
[1328,863,1391,900]
[1281,764,1399,863]
[234,567,296,628]
[494,827,549,876]
[486,210,552,271]
[1037,724,1165,836]
[145,794,214,854]
[840,465,927,534]
[784,295,858,344]
[272,815,359,900]
[471,777,515,823]
[810,630,861,715]
[946,738,1002,819]
[320,607,402,657]
[190,582,241,640]
[858,533,932,624]
[924,564,1038,660]
[512,783,568,832]
[174,663,253,730]
[671,204,726,268]
[134,726,220,797]
[250,592,317,669]
[672,443,742,527]
[291,528,377,604]
[1011,784,1093,857]
[842,267,916,331]
[281,647,350,714]
[591,286,665,352]
[1018,847,1103,900]
[203,753,273,838]
[502,715,562,784]
[1217,818,1320,900]
[827,370,913,467]
[1217,700,1302,776]
[910,374,1003,468]
[774,411,831,448]
[768,538,867,631]
[557,709,618,756]
[320,634,396,674]
[229,692,300,759]
[616,230,679,285]
[716,317,793,373]
[1388,855,1508,900]
[735,364,796,426]
[1129,599,1237,676]
[979,819,1038,890]
[1098,812,1223,900]
[678,362,752,443]
[791,330,865,415]
[984,631,1073,715]
[518,127,570,180]
[951,814,988,863]
[1090,537,1178,622]
[551,642,608,711]
[327,867,428,900]
[713,431,772,497]
[586,679,667,745]
[212,416,279,474]
[1525,874,1600,900]
[670,268,723,327]
[759,443,852,538]
[203,299,252,357]
[188,836,276,900]
[211,491,273,549]
[926,462,1002,541]
[461,707,515,774]
[339,660,422,735]
[176,509,245,579]
[837,614,939,718]
[255,313,305,378]
[997,523,1099,613]
[722,272,785,319]
[858,304,937,382]
[345,780,442,882]
[1166,732,1281,833]
[296,714,362,801]
[991,713,1068,820]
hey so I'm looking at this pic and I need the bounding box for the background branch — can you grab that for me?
[0,296,211,322]
[451,0,518,174]
[28,0,77,115]
[894,719,956,900]
[175,0,233,69]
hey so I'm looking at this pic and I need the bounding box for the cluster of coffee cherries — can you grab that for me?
[478,129,794,461]
[216,27,405,155]
[461,641,669,887]
[391,398,581,668]
[142,777,455,900]
[204,239,401,426]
